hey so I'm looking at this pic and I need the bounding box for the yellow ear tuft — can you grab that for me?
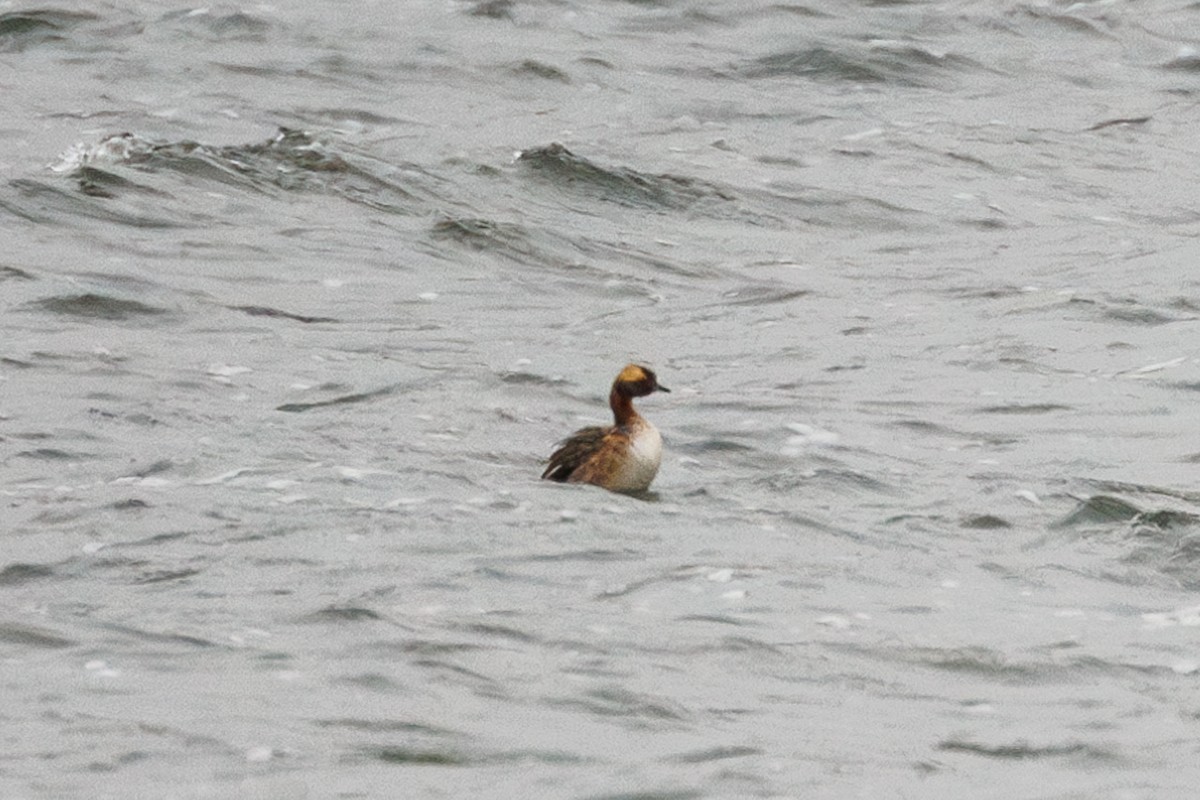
[616,364,647,383]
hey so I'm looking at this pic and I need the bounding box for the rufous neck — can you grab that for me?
[610,387,639,426]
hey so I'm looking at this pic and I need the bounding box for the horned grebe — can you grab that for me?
[542,364,669,493]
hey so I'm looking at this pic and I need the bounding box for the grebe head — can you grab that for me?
[613,364,670,398]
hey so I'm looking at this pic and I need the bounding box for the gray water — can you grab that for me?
[4,1,1200,797]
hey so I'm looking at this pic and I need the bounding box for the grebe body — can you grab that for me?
[542,364,669,493]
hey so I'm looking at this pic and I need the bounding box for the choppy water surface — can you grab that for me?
[5,1,1200,797]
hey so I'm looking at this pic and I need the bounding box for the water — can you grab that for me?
[4,1,1200,797]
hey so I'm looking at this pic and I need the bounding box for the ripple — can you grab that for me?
[32,293,167,320]
[548,686,690,723]
[730,40,980,88]
[582,790,702,800]
[510,59,570,82]
[960,514,1012,529]
[361,746,469,766]
[305,605,386,622]
[2,178,184,227]
[276,382,412,413]
[0,9,97,52]
[129,568,203,585]
[0,622,75,649]
[517,142,736,212]
[0,562,56,585]
[665,745,762,764]
[936,738,1116,761]
[160,8,275,41]
[430,216,552,265]
[315,717,455,735]
[1162,48,1200,72]
[46,129,440,220]
[468,0,515,20]
[229,304,337,324]
[0,265,35,281]
[976,403,1071,415]
[1054,495,1142,528]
